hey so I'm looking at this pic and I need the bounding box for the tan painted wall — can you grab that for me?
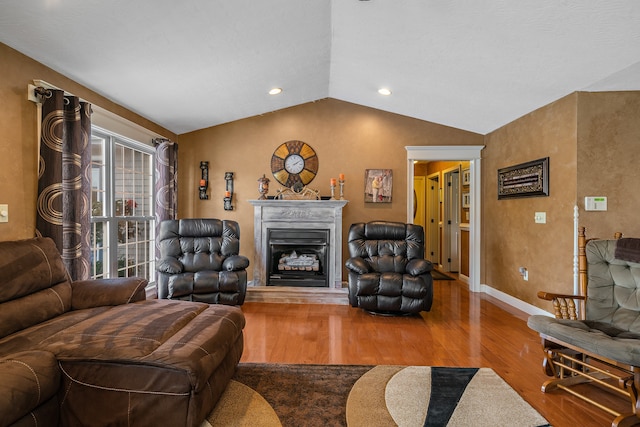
[177,99,483,281]
[0,42,175,241]
[577,91,640,239]
[482,94,579,306]
[483,90,640,311]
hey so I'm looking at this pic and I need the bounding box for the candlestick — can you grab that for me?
[339,180,345,200]
[330,183,336,200]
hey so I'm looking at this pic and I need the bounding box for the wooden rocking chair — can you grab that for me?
[528,227,640,427]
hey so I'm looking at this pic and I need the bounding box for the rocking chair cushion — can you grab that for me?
[527,315,640,367]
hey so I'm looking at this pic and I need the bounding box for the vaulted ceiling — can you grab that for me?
[1,1,639,135]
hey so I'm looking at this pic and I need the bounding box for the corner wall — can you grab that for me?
[482,94,579,306]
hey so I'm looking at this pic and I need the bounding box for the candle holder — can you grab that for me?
[257,174,270,200]
[339,180,345,200]
[224,172,234,210]
[199,161,209,200]
[330,183,337,200]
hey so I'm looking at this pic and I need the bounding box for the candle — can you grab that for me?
[225,191,231,198]
[330,178,336,186]
[339,173,345,181]
[199,179,206,187]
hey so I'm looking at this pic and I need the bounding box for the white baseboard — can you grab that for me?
[480,284,552,317]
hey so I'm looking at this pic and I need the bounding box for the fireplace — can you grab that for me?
[249,199,348,289]
[267,228,329,287]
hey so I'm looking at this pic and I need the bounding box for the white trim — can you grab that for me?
[406,145,484,293]
[481,284,553,317]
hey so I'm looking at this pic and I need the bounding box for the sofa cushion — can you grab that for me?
[584,239,640,332]
[0,238,72,339]
[0,350,60,427]
[35,300,244,426]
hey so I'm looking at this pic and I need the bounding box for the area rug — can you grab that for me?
[431,270,455,280]
[202,364,550,427]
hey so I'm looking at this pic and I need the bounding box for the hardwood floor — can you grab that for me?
[239,278,635,427]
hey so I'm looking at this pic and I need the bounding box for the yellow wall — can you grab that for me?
[177,99,483,281]
[0,42,175,241]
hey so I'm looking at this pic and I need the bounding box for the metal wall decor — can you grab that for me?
[199,161,209,200]
[224,172,234,210]
[497,157,549,199]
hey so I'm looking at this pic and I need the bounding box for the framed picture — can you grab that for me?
[365,169,392,203]
[498,157,549,199]
[462,169,471,186]
[462,192,470,208]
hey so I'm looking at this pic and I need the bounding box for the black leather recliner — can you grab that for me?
[156,218,249,305]
[345,221,434,315]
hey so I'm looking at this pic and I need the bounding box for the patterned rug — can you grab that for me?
[202,364,550,427]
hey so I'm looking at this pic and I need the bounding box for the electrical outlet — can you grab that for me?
[519,267,528,281]
[0,204,8,223]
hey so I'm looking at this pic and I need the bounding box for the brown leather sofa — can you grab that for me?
[0,237,245,427]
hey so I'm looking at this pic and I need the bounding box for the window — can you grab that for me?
[90,127,155,284]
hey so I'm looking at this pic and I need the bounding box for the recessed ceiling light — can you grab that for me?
[378,88,392,96]
[269,88,282,95]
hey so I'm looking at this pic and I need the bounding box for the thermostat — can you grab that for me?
[585,196,607,211]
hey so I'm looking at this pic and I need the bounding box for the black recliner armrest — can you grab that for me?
[223,255,250,271]
[156,257,184,274]
[345,257,372,274]
[406,258,433,276]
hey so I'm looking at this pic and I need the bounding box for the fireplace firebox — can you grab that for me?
[267,228,329,287]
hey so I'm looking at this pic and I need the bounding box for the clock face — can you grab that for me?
[285,154,305,174]
[271,140,318,187]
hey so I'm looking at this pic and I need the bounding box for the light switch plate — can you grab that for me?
[0,204,7,223]
[534,212,546,224]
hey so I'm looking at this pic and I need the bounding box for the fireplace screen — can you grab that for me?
[267,228,329,287]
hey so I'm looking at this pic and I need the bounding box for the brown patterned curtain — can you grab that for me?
[153,138,178,257]
[36,89,92,281]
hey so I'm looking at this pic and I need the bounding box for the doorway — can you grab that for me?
[405,146,484,292]
[426,173,439,265]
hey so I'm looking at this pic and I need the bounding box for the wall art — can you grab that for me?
[497,157,549,199]
[365,169,392,203]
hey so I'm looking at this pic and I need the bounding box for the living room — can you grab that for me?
[1,2,640,426]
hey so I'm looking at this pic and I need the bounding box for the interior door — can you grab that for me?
[443,168,460,272]
[426,173,440,265]
[413,176,426,230]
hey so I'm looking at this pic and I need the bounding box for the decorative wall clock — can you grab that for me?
[270,140,318,187]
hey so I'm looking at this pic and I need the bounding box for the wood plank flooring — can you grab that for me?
[239,278,636,427]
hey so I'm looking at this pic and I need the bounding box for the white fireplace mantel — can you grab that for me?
[248,199,348,288]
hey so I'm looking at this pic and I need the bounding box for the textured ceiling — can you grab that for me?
[1,0,639,135]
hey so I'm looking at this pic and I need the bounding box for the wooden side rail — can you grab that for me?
[537,291,585,320]
[540,336,640,427]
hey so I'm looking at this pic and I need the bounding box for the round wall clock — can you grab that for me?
[270,140,319,187]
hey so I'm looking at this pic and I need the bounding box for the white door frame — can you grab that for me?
[406,146,484,292]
